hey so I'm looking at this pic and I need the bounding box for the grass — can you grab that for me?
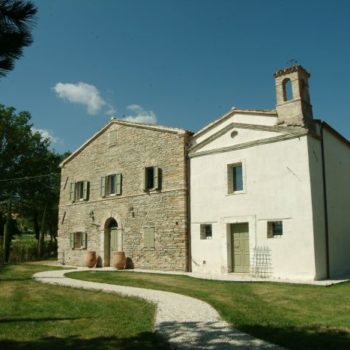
[69,270,350,350]
[0,264,170,350]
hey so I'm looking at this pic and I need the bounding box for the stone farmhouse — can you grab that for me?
[58,65,350,280]
[58,121,191,270]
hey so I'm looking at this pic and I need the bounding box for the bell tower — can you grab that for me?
[274,65,313,127]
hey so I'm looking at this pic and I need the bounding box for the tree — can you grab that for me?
[0,0,37,78]
[0,104,64,262]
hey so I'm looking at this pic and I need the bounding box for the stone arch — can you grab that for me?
[282,78,293,101]
[103,217,118,267]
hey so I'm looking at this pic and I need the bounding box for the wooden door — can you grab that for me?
[110,228,123,257]
[231,223,250,273]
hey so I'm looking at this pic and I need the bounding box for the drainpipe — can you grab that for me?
[320,123,330,279]
[185,134,192,272]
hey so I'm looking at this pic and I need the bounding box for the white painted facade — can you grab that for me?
[189,66,350,280]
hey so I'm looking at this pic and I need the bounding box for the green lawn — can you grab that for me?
[0,264,169,350]
[69,270,350,350]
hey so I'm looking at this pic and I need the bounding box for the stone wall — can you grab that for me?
[58,121,190,271]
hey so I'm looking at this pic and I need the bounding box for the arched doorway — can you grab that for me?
[104,218,123,267]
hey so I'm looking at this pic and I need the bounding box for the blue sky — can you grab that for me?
[1,0,350,153]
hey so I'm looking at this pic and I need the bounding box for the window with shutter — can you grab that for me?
[71,232,87,249]
[74,181,89,201]
[144,167,161,191]
[104,174,122,196]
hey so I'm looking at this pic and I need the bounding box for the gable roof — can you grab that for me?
[193,107,277,139]
[315,120,350,149]
[60,119,192,167]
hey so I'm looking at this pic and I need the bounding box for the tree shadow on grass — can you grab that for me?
[0,316,89,324]
[0,321,349,350]
[0,332,170,350]
[158,320,350,350]
[242,324,350,350]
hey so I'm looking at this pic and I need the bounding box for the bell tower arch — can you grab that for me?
[274,65,313,126]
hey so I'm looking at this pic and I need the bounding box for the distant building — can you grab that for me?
[189,65,350,280]
[58,121,191,270]
[58,65,350,280]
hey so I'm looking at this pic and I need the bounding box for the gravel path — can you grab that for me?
[33,269,286,350]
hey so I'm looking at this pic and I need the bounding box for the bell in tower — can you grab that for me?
[274,65,313,127]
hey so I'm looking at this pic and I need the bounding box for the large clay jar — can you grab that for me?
[84,250,97,268]
[112,251,126,270]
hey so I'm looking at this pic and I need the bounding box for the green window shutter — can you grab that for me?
[110,228,117,251]
[116,174,122,195]
[143,168,147,191]
[109,130,117,146]
[83,181,89,201]
[100,177,106,197]
[144,227,155,248]
[149,228,155,248]
[70,233,74,249]
[69,182,75,202]
[153,167,159,190]
[82,232,87,249]
[144,228,149,248]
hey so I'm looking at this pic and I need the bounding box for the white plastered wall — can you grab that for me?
[323,129,350,278]
[190,134,318,280]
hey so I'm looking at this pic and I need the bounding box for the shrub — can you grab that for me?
[9,235,38,264]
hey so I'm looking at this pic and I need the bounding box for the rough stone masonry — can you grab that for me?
[57,120,192,271]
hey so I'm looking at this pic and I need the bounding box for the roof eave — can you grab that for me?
[60,119,192,167]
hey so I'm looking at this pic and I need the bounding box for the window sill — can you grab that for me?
[226,190,246,196]
[144,188,160,194]
[69,200,88,204]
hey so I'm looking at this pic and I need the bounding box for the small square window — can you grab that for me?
[267,221,283,238]
[228,163,244,193]
[200,224,212,240]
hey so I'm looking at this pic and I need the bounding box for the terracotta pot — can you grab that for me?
[112,251,126,270]
[84,250,97,268]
